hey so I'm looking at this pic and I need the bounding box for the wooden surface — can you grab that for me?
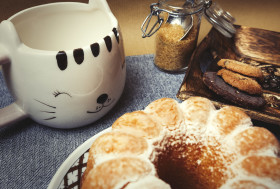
[177,26,280,125]
[0,0,280,56]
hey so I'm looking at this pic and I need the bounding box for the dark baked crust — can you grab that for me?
[203,72,266,109]
[217,69,262,95]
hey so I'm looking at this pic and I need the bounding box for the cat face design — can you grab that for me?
[0,0,126,129]
[34,92,117,127]
[25,27,126,128]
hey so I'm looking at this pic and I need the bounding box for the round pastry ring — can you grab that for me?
[48,127,112,189]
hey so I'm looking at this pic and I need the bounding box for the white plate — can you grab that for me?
[48,127,112,189]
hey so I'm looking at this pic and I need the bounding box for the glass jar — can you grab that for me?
[141,0,235,73]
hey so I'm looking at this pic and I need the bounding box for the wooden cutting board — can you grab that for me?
[177,25,280,125]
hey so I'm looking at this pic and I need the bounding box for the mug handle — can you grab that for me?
[0,55,28,128]
[0,103,28,128]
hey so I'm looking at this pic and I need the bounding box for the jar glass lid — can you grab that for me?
[203,1,236,38]
[141,0,236,38]
[159,0,205,15]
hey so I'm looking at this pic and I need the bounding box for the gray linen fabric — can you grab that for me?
[0,55,185,189]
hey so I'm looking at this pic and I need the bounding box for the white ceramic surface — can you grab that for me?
[48,127,112,188]
[0,0,126,128]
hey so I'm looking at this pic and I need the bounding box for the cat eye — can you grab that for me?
[53,91,72,98]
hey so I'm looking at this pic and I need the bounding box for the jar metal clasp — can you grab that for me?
[141,0,211,39]
[141,3,164,38]
[141,0,236,39]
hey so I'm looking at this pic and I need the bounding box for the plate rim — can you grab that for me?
[48,127,112,189]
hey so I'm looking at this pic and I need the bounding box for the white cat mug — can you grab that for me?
[0,0,126,129]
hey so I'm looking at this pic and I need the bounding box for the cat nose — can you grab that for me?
[97,94,108,104]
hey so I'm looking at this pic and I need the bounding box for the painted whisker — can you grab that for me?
[41,111,56,113]
[44,117,56,120]
[35,99,56,109]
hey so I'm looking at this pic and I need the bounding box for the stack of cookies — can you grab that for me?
[203,59,266,109]
[217,59,263,95]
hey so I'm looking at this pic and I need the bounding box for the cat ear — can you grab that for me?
[0,20,20,65]
[88,0,112,14]
[0,20,21,49]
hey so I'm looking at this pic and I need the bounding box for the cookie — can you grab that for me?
[217,69,263,95]
[217,59,263,79]
[203,72,266,109]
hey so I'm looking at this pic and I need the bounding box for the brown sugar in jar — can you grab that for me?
[154,22,198,72]
[141,0,236,74]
